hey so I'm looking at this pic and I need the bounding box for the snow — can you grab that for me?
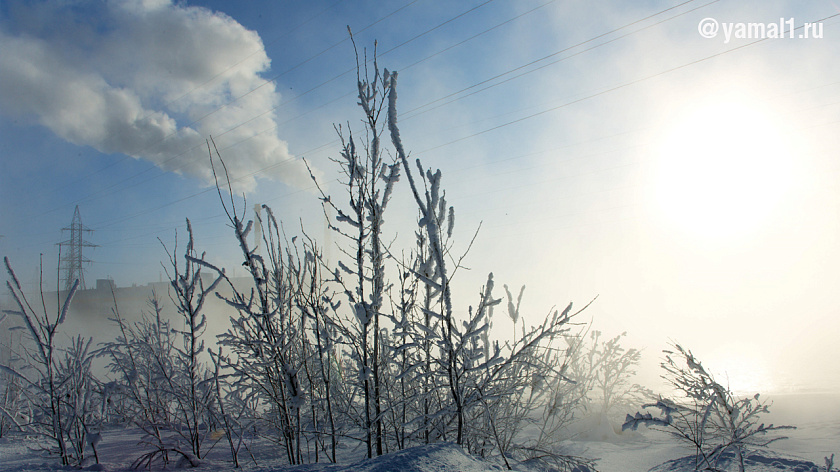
[649,450,824,472]
[1,404,835,472]
[0,434,505,472]
[568,400,840,472]
[263,443,507,472]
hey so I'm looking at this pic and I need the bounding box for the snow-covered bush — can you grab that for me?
[204,162,327,465]
[378,227,453,449]
[623,343,793,472]
[208,346,260,468]
[0,46,600,468]
[3,256,76,463]
[565,330,651,417]
[293,237,344,463]
[160,219,222,462]
[0,317,28,438]
[56,335,103,465]
[0,363,26,438]
[387,67,592,469]
[188,45,594,470]
[101,222,222,468]
[2,255,102,466]
[101,291,180,465]
[308,50,401,459]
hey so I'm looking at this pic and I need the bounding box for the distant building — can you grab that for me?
[1,275,258,357]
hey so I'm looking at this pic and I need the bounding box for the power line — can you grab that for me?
[415,12,840,155]
[33,0,515,218]
[147,0,711,184]
[402,0,710,118]
[10,5,840,252]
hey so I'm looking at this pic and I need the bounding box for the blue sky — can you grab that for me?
[2,0,840,393]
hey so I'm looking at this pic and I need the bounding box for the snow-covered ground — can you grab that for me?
[2,395,836,472]
[570,416,837,472]
[575,392,840,472]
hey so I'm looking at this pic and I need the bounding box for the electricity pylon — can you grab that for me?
[57,205,96,291]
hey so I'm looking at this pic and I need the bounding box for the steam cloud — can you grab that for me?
[0,0,310,192]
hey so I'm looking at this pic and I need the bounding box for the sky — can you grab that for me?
[1,0,840,395]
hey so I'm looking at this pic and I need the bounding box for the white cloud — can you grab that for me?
[0,0,311,192]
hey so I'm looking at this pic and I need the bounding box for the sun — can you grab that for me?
[651,98,794,239]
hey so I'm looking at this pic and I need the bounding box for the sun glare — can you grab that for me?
[707,345,776,395]
[652,99,794,239]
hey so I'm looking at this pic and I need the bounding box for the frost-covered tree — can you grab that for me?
[294,236,343,462]
[387,67,593,469]
[0,316,27,438]
[102,291,182,467]
[528,338,585,459]
[2,256,77,464]
[623,343,793,472]
[565,330,649,417]
[101,223,221,468]
[56,335,102,465]
[208,346,260,468]
[381,244,433,449]
[0,362,25,438]
[191,44,596,470]
[159,219,222,463]
[3,255,105,466]
[205,156,319,465]
[307,43,401,458]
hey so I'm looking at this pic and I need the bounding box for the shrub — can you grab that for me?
[187,48,595,470]
[2,256,102,466]
[623,343,793,472]
[565,330,651,417]
[0,317,28,438]
[101,221,221,468]
[102,291,180,466]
